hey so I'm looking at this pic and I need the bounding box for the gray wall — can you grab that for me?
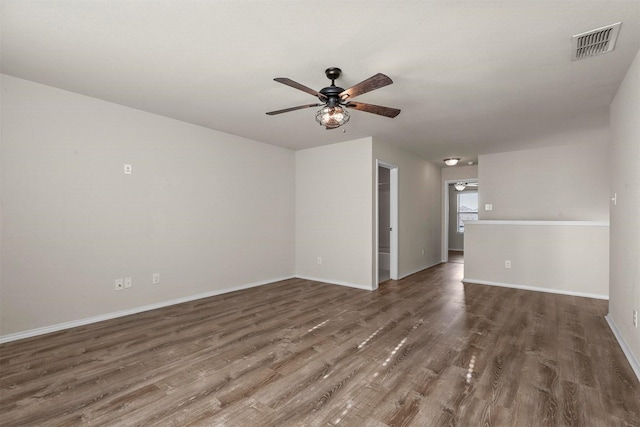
[373,139,442,280]
[1,75,296,336]
[1,85,446,338]
[609,48,640,373]
[464,124,611,301]
[295,137,443,290]
[464,221,609,298]
[478,134,609,221]
[295,138,374,289]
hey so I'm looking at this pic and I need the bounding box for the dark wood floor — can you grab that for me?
[448,250,464,264]
[1,262,639,426]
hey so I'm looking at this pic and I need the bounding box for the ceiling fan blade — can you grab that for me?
[345,101,401,118]
[340,73,393,100]
[274,78,328,101]
[266,103,324,115]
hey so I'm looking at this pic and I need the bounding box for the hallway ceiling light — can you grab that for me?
[444,158,460,166]
[454,182,466,191]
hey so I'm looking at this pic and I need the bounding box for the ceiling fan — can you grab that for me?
[266,67,401,130]
[454,182,479,191]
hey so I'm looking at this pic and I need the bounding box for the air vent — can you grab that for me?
[571,22,621,61]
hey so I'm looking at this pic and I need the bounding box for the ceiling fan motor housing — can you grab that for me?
[319,85,344,106]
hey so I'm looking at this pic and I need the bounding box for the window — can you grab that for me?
[457,191,478,233]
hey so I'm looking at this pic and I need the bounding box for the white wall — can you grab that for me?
[295,138,373,289]
[608,49,640,378]
[441,164,478,183]
[465,129,611,300]
[478,134,609,221]
[464,221,609,298]
[373,139,442,280]
[295,138,442,290]
[0,75,295,337]
[0,76,444,338]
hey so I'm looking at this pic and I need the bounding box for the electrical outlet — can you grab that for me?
[634,310,638,328]
[152,273,160,284]
[317,257,322,265]
[124,164,132,174]
[485,204,493,211]
[421,249,425,256]
[124,277,132,289]
[505,260,511,269]
[115,279,124,291]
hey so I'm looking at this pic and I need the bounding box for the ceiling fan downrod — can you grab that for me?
[319,68,345,106]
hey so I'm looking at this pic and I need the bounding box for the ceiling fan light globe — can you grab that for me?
[315,106,350,128]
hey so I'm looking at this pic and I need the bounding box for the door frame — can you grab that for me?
[442,178,478,262]
[375,160,398,288]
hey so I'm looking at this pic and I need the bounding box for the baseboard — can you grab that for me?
[0,275,296,344]
[462,278,609,300]
[296,262,442,291]
[398,260,442,280]
[295,275,373,291]
[448,248,463,252]
[605,314,640,382]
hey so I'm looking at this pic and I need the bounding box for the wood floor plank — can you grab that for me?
[1,264,639,426]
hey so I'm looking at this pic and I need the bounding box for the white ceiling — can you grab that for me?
[2,1,639,165]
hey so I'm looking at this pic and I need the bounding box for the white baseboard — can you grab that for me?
[605,315,640,382]
[462,278,609,300]
[295,275,373,291]
[0,275,296,344]
[297,261,443,292]
[398,260,442,280]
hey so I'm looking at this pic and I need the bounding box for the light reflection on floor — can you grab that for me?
[466,354,476,383]
[307,319,329,333]
[333,401,353,425]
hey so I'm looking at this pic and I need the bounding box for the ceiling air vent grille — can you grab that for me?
[571,22,621,61]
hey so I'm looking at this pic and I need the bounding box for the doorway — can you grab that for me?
[376,161,398,286]
[442,179,478,263]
